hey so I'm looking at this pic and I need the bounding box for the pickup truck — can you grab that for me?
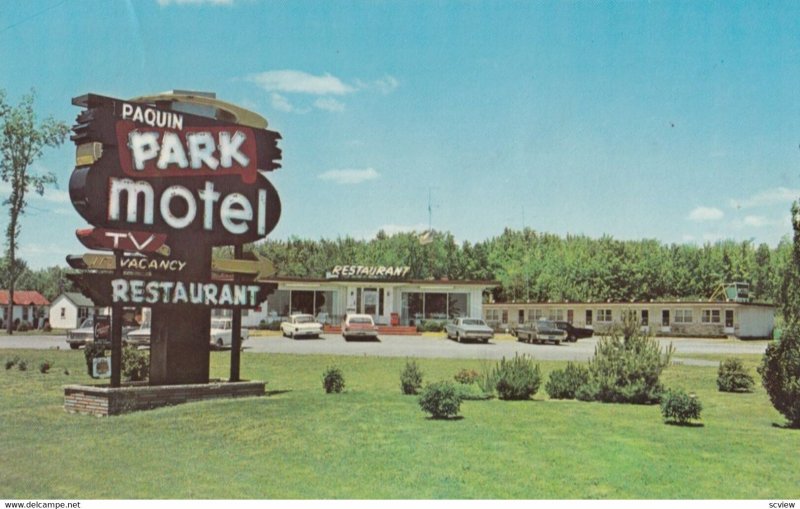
[445,317,494,343]
[514,319,568,345]
[210,318,249,349]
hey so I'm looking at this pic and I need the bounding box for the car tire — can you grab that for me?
[555,340,561,345]
[69,343,80,350]
[216,338,224,349]
[456,333,461,343]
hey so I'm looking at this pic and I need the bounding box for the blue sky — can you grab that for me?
[1,0,800,269]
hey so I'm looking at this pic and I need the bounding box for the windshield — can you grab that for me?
[210,319,229,329]
[80,318,93,328]
[537,320,557,328]
[463,319,486,326]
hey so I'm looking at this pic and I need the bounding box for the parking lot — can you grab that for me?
[1,333,770,366]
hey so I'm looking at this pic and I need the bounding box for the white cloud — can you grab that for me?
[270,93,294,113]
[730,187,800,209]
[158,0,234,6]
[314,97,346,112]
[355,75,400,94]
[688,206,724,222]
[246,70,355,96]
[318,168,380,185]
[743,215,769,227]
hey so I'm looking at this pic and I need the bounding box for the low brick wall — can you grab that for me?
[64,380,266,417]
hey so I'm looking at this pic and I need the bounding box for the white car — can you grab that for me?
[281,313,323,339]
[124,322,151,347]
[341,314,379,340]
[210,318,250,349]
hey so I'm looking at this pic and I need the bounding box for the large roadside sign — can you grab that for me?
[69,93,282,247]
[67,92,283,386]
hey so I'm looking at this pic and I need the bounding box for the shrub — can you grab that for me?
[38,361,52,374]
[717,357,755,393]
[258,320,268,330]
[42,322,52,332]
[476,363,498,397]
[122,347,149,381]
[545,362,590,399]
[322,366,345,393]
[418,381,462,419]
[5,357,19,370]
[660,389,703,425]
[493,354,542,401]
[400,359,423,395]
[758,323,800,428]
[17,359,27,371]
[454,368,479,385]
[84,343,107,376]
[584,314,673,404]
[16,321,30,332]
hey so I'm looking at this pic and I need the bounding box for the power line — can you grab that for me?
[0,1,68,35]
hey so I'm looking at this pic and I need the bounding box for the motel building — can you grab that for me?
[222,265,497,331]
[483,283,776,339]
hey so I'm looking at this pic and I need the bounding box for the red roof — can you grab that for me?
[0,291,50,306]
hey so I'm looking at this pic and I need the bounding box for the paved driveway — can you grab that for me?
[1,333,770,366]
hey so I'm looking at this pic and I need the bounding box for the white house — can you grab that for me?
[48,292,97,330]
[0,290,50,329]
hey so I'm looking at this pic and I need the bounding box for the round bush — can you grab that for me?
[16,321,30,332]
[400,359,423,395]
[717,357,754,393]
[322,366,345,393]
[122,347,149,381]
[545,362,590,399]
[454,368,479,385]
[418,381,462,419]
[660,389,702,425]
[758,325,800,427]
[493,354,541,401]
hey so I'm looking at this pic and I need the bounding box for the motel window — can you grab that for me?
[518,310,525,324]
[585,310,592,326]
[567,309,574,324]
[485,309,500,322]
[502,310,508,323]
[641,310,649,326]
[674,309,693,323]
[597,309,612,323]
[547,309,564,321]
[662,310,670,326]
[531,309,544,321]
[702,309,721,324]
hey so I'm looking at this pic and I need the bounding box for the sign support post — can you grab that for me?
[110,249,123,388]
[229,244,243,382]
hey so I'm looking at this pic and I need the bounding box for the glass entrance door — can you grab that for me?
[362,289,379,317]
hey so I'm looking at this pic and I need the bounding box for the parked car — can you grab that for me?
[281,313,323,339]
[66,316,137,349]
[66,317,98,349]
[124,321,151,347]
[552,320,593,342]
[210,318,249,349]
[445,317,494,343]
[341,314,378,340]
[514,319,568,345]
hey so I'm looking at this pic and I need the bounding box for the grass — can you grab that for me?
[0,349,798,499]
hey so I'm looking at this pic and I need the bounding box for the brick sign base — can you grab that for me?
[64,380,266,416]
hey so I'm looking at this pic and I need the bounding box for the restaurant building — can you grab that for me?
[232,265,497,329]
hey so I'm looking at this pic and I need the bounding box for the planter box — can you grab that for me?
[64,380,266,417]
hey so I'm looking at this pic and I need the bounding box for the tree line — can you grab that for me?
[8,227,792,309]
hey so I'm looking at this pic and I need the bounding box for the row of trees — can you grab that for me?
[242,228,790,305]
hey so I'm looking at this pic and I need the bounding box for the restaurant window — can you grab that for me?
[675,309,693,323]
[701,309,721,324]
[448,293,468,319]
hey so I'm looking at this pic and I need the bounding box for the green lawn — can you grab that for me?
[0,349,797,499]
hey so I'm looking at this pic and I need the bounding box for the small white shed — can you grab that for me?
[49,293,96,330]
